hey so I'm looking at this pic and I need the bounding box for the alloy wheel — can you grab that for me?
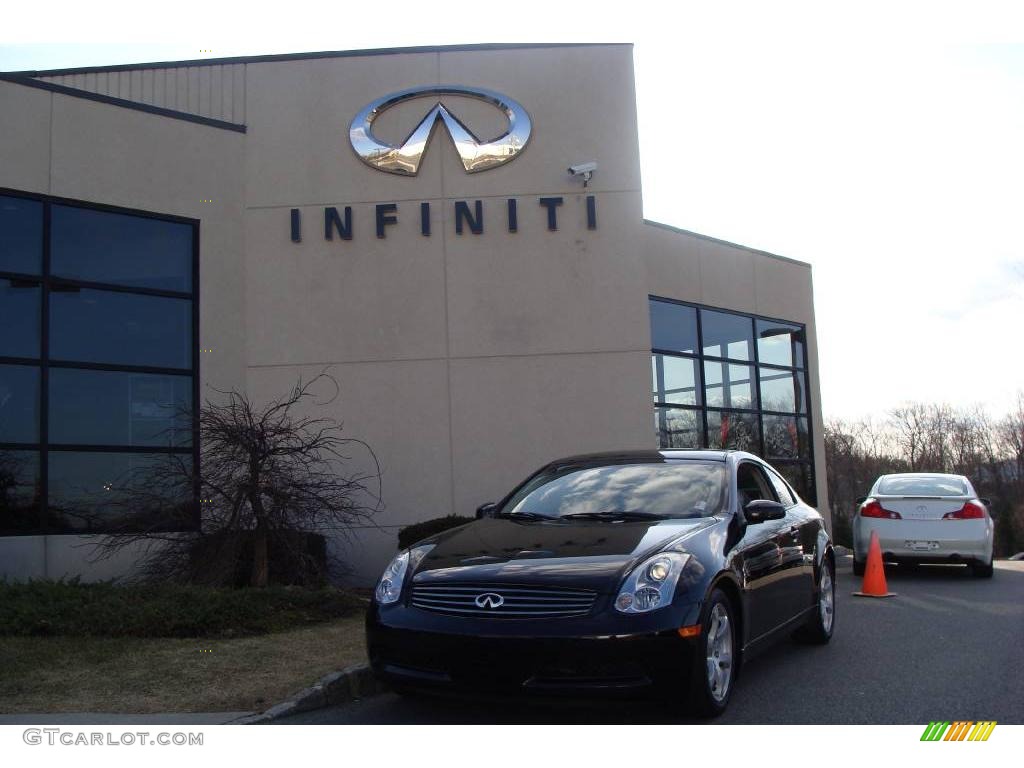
[706,602,733,702]
[820,566,834,633]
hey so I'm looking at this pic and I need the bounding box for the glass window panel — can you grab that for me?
[0,449,41,534]
[652,354,700,406]
[48,451,195,533]
[759,367,805,413]
[704,361,756,409]
[774,462,816,506]
[655,406,702,449]
[762,415,810,459]
[765,466,797,506]
[700,309,753,360]
[0,364,40,443]
[0,279,41,358]
[756,319,804,368]
[50,369,192,447]
[706,410,760,452]
[51,205,193,292]
[50,288,191,369]
[0,195,43,275]
[794,373,807,414]
[649,299,698,354]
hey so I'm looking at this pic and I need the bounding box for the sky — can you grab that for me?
[2,1,1022,422]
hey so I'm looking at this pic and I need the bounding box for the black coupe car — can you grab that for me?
[367,449,836,716]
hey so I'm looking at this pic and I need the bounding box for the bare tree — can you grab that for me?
[826,395,1024,555]
[998,392,1024,480]
[88,373,381,587]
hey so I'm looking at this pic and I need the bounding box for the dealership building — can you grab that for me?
[0,43,827,584]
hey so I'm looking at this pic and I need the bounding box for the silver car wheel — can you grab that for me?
[819,566,834,634]
[706,602,733,702]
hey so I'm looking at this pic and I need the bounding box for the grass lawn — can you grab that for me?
[0,615,368,714]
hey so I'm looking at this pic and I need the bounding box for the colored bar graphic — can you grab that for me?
[968,722,997,741]
[944,721,971,741]
[921,722,950,741]
[920,720,996,742]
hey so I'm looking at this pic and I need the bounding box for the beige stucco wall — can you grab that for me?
[0,78,246,581]
[36,64,247,124]
[242,45,654,582]
[1,43,827,585]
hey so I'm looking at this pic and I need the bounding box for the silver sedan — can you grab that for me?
[853,473,994,578]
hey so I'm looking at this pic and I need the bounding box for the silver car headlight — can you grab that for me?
[375,545,434,605]
[615,552,691,613]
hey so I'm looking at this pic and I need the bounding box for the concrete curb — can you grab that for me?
[229,664,387,724]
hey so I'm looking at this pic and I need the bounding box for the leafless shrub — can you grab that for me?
[86,372,381,587]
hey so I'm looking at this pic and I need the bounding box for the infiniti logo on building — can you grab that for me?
[474,593,505,609]
[349,85,532,176]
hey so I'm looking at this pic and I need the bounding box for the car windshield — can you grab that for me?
[877,476,968,496]
[499,461,727,520]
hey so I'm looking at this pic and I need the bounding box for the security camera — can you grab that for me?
[568,160,597,186]
[568,161,597,187]
[568,161,598,176]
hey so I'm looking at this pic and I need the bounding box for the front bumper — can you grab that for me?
[366,602,702,696]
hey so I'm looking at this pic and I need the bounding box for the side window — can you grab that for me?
[736,462,779,508]
[765,468,797,506]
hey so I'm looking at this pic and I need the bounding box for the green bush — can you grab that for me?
[397,515,474,550]
[0,580,365,638]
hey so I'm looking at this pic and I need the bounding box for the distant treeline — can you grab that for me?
[825,394,1024,556]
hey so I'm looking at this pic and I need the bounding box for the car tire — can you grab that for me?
[852,558,865,577]
[686,588,736,718]
[971,560,994,579]
[795,557,836,644]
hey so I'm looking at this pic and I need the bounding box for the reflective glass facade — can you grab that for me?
[0,190,198,535]
[650,296,816,504]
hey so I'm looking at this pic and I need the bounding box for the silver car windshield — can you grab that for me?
[501,462,727,519]
[877,476,968,496]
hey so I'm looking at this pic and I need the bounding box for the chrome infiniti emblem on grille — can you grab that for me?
[474,592,505,609]
[349,85,532,176]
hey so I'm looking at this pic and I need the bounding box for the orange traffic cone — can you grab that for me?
[853,530,897,598]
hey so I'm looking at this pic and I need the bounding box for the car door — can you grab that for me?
[734,460,792,643]
[764,464,816,618]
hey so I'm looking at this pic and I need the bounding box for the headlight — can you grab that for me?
[375,544,434,605]
[615,552,691,613]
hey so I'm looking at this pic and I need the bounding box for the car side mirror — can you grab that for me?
[744,499,786,524]
[476,502,497,519]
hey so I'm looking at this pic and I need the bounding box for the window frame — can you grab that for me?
[0,187,200,535]
[736,460,780,507]
[649,294,817,505]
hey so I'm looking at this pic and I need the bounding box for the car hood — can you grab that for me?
[411,516,720,593]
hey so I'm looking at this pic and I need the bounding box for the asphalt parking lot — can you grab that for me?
[277,556,1024,725]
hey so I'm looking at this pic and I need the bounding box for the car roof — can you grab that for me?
[878,472,969,480]
[546,449,741,466]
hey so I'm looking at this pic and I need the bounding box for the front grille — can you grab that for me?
[410,583,597,618]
